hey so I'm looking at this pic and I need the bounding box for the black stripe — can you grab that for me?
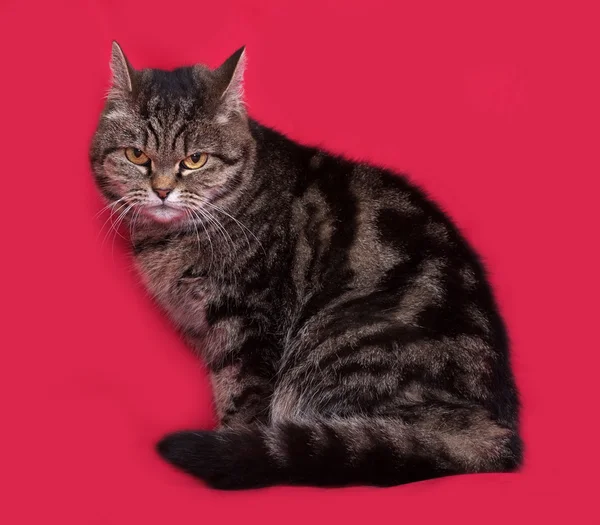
[97,146,121,166]
[142,128,149,150]
[216,153,244,166]
[132,234,176,255]
[334,361,392,377]
[294,157,358,327]
[230,384,270,411]
[317,325,423,369]
[208,333,277,375]
[171,124,186,150]
[147,121,160,148]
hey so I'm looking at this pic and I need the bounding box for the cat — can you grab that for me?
[89,42,522,490]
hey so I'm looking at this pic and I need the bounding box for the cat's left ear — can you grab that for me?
[109,41,137,99]
[214,46,246,116]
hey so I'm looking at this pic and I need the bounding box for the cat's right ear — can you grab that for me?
[109,41,137,99]
[213,46,247,117]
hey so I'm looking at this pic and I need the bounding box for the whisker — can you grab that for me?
[185,206,214,270]
[97,200,130,245]
[129,205,143,241]
[95,191,147,244]
[185,193,265,255]
[204,208,236,251]
[93,196,126,219]
[185,199,235,251]
[185,209,209,270]
[105,203,130,250]
[107,202,136,258]
[113,202,139,255]
[200,206,239,287]
[204,200,265,255]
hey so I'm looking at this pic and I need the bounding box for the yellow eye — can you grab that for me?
[125,147,150,165]
[181,152,209,170]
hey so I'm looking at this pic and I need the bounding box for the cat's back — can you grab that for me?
[264,125,508,354]
[253,121,467,259]
[263,125,483,297]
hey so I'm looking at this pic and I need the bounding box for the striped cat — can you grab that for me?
[89,42,522,489]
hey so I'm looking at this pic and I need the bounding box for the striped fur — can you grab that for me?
[89,43,522,489]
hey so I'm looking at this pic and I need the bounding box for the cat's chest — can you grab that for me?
[134,250,213,333]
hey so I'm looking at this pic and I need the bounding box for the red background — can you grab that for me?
[1,0,598,523]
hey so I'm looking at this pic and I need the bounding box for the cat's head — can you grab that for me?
[90,42,253,227]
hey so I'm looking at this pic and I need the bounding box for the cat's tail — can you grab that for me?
[156,409,521,490]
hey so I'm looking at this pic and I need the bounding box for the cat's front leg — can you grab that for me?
[172,275,277,427]
[210,360,273,428]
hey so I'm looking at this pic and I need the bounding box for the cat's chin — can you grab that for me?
[142,204,186,224]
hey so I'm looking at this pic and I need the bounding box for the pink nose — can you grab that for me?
[154,188,171,200]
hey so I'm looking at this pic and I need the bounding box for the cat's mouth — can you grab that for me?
[142,203,186,224]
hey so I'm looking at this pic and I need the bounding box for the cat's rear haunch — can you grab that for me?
[89,42,522,490]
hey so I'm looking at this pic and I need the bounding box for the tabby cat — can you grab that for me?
[89,42,522,490]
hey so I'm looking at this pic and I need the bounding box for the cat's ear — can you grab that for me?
[109,41,137,98]
[214,46,246,116]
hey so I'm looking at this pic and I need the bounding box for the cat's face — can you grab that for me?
[90,43,253,227]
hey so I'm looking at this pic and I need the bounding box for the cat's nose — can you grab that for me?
[153,188,172,200]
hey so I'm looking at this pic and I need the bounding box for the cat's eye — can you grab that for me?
[125,147,150,166]
[181,152,209,171]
